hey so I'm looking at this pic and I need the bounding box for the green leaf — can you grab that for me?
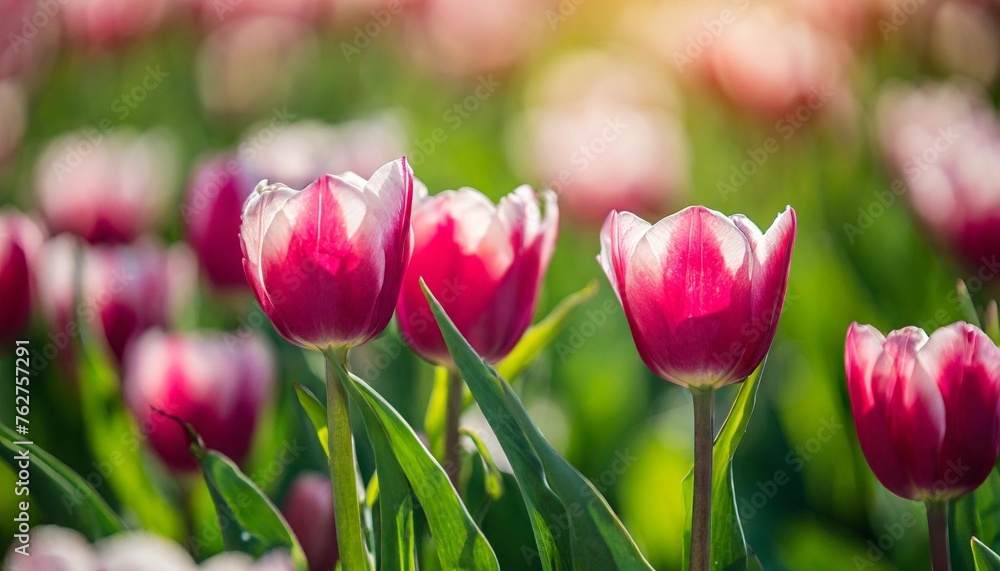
[951,467,1000,571]
[973,537,1000,570]
[0,422,126,540]
[496,280,598,381]
[423,281,654,571]
[294,384,330,457]
[984,301,999,345]
[682,363,766,571]
[177,418,308,570]
[76,328,184,540]
[423,365,451,458]
[955,279,982,328]
[330,360,500,571]
[461,428,505,501]
[298,383,414,571]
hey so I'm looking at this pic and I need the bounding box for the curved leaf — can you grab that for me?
[329,359,500,571]
[0,422,125,540]
[973,537,1000,571]
[423,281,654,571]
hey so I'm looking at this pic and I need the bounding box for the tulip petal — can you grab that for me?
[598,210,650,303]
[872,327,945,497]
[926,323,1000,496]
[730,207,796,378]
[624,206,752,386]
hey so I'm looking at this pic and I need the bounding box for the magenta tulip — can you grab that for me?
[240,157,413,351]
[845,322,1000,501]
[396,185,559,365]
[282,473,338,571]
[37,236,196,364]
[0,210,43,343]
[183,154,252,289]
[34,129,177,244]
[124,329,275,472]
[599,205,796,388]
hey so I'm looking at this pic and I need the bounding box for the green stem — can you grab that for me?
[926,501,951,571]
[444,368,463,489]
[690,388,714,571]
[323,348,371,571]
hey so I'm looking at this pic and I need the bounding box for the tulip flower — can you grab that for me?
[282,473,338,571]
[239,116,406,190]
[876,83,1000,277]
[0,209,44,343]
[37,236,196,364]
[240,156,413,571]
[599,205,796,389]
[123,329,275,472]
[34,129,177,244]
[240,157,413,351]
[845,322,1000,571]
[396,185,559,366]
[183,155,253,289]
[599,204,795,571]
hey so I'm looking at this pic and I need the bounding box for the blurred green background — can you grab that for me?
[2,0,1000,569]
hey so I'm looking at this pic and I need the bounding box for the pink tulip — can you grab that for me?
[599,205,796,388]
[876,82,1000,275]
[183,154,252,289]
[37,236,196,364]
[240,157,413,351]
[0,209,44,343]
[396,185,558,365]
[281,473,338,571]
[239,116,406,191]
[34,129,177,244]
[845,322,1000,500]
[61,0,173,48]
[124,329,275,472]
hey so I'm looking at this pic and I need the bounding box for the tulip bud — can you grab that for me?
[34,129,177,244]
[183,155,253,289]
[240,157,413,351]
[396,185,558,365]
[281,473,338,571]
[599,205,796,388]
[124,329,275,472]
[845,322,1000,501]
[0,209,44,343]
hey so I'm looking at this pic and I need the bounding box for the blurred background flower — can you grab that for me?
[3,0,1000,568]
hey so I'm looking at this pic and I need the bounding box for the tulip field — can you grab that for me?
[3,1,1000,570]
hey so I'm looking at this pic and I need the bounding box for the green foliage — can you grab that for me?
[0,422,125,540]
[424,280,654,571]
